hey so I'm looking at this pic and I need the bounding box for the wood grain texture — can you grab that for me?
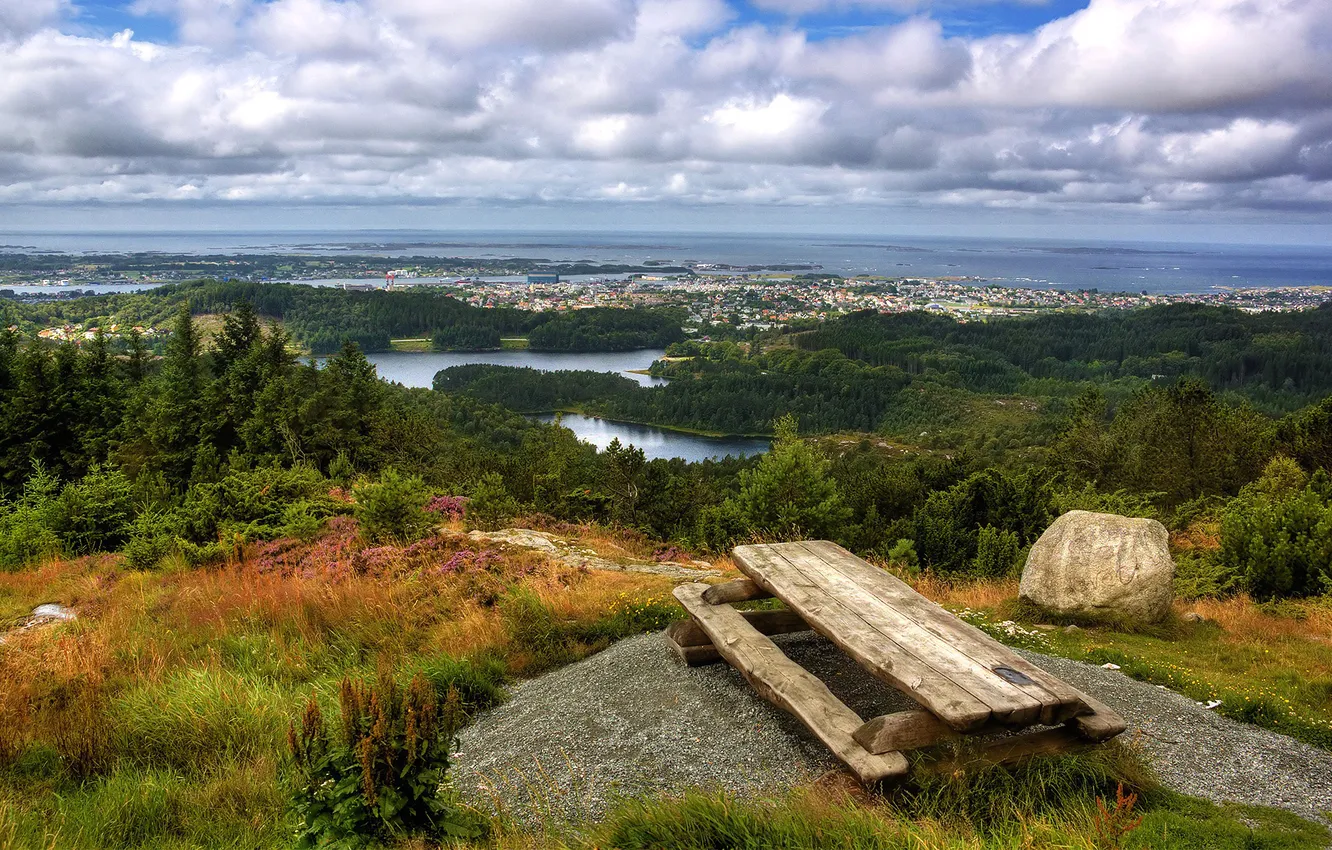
[702,578,772,605]
[734,543,992,730]
[673,582,908,784]
[853,710,963,754]
[1067,692,1128,742]
[799,540,1088,726]
[665,610,811,665]
[734,541,1092,729]
[927,727,1094,772]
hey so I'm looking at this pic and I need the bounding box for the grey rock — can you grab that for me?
[1020,510,1174,623]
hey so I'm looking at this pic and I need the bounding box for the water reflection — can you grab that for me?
[534,413,768,463]
[365,349,667,388]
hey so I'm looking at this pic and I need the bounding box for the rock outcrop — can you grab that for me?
[1019,510,1174,623]
[458,527,721,581]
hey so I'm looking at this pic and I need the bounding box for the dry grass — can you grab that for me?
[0,523,677,791]
[1189,594,1332,645]
[908,574,1019,611]
[1169,520,1222,554]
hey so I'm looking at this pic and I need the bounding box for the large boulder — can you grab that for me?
[1019,510,1174,623]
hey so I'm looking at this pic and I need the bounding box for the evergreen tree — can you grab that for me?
[145,307,204,489]
[728,414,849,540]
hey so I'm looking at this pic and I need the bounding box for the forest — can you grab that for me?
[1,280,684,355]
[4,292,1332,603]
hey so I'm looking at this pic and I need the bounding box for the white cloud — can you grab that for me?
[0,0,64,40]
[968,0,1332,111]
[0,0,1327,214]
[367,0,635,50]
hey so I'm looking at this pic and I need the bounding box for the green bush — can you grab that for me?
[1219,464,1332,599]
[0,463,63,570]
[121,511,182,570]
[971,525,1022,577]
[912,469,1054,576]
[49,465,135,555]
[176,464,341,544]
[353,467,433,543]
[464,472,518,532]
[886,538,919,572]
[727,414,850,540]
[1173,551,1241,600]
[287,672,483,849]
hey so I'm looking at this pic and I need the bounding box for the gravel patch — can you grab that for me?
[454,631,1332,829]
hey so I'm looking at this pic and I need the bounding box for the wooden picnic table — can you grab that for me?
[667,540,1126,784]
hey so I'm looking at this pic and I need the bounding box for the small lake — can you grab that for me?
[534,413,770,463]
[365,349,668,388]
[359,349,768,462]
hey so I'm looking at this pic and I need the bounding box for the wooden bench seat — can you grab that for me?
[668,540,1126,784]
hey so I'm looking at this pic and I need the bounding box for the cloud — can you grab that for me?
[0,0,64,40]
[0,0,1328,215]
[748,0,1046,14]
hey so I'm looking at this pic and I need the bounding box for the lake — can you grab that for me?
[365,349,668,389]
[364,349,767,462]
[533,413,769,463]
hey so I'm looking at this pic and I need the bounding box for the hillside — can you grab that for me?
[2,296,1332,847]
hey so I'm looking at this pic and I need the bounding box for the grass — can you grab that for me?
[2,524,1330,848]
[0,521,681,848]
[500,338,529,349]
[553,747,1328,850]
[567,788,1329,850]
[915,575,1332,749]
[389,338,433,352]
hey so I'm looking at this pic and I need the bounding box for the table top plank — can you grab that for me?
[741,543,1046,727]
[734,544,994,730]
[734,542,1089,729]
[798,540,1088,724]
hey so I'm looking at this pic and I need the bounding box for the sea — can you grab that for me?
[3,230,1330,295]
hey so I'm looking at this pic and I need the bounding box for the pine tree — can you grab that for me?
[729,414,849,540]
[145,307,204,489]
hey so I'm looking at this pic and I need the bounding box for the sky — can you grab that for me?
[1,0,1331,241]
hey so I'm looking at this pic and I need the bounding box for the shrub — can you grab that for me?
[49,464,135,554]
[121,511,182,570]
[886,538,918,572]
[728,414,849,540]
[328,451,355,488]
[287,672,483,848]
[971,525,1022,577]
[1173,551,1240,600]
[424,495,467,522]
[912,468,1054,576]
[464,473,518,532]
[353,467,433,543]
[176,464,341,544]
[0,462,62,570]
[1219,465,1332,599]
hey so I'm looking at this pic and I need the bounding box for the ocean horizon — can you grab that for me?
[3,229,1330,295]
